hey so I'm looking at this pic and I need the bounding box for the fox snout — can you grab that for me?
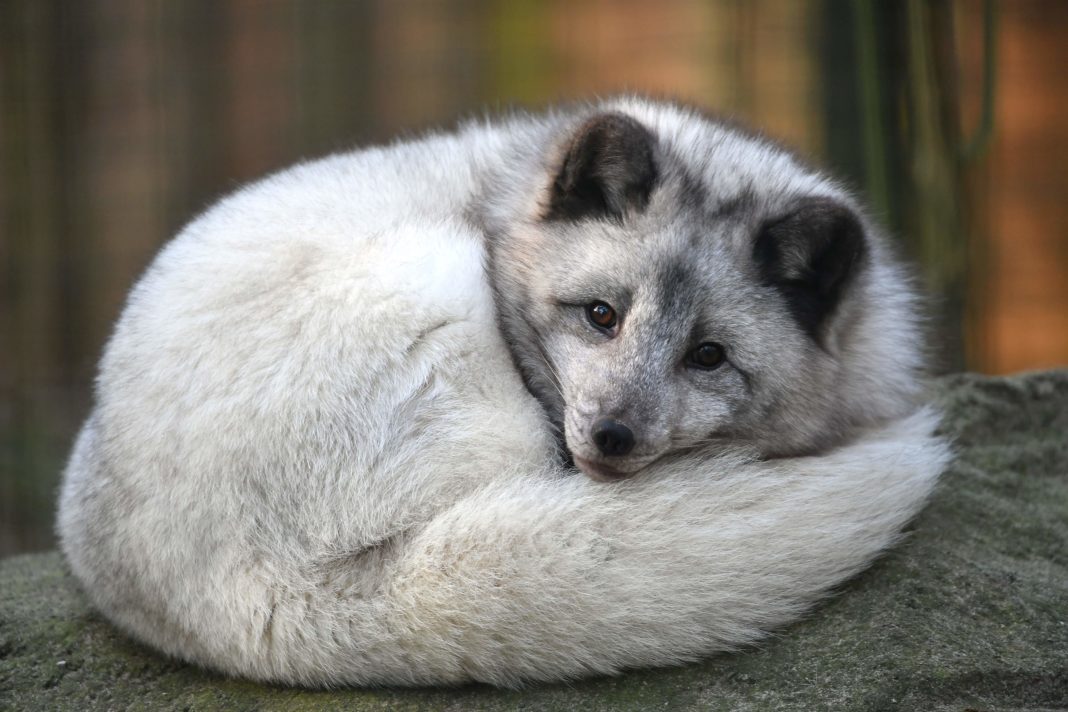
[572,417,645,482]
[566,404,664,481]
[591,418,635,457]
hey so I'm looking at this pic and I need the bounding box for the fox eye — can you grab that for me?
[687,342,725,370]
[586,301,618,330]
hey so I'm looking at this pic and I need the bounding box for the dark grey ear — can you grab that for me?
[546,113,657,221]
[753,198,869,340]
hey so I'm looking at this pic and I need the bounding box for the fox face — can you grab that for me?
[486,105,919,481]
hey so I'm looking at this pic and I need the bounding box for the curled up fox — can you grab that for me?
[57,97,949,687]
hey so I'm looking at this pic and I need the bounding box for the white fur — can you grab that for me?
[58,100,948,687]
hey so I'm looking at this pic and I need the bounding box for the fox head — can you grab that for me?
[486,100,925,481]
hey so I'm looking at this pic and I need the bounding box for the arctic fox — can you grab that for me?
[58,97,948,687]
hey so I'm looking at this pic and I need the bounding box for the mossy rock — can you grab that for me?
[2,372,1066,711]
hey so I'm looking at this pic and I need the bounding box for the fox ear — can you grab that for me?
[753,197,869,340]
[546,113,657,221]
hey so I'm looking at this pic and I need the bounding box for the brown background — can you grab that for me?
[2,0,1066,555]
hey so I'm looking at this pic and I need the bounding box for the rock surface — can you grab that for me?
[1,372,1066,711]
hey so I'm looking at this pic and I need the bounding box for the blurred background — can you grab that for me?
[2,0,1066,556]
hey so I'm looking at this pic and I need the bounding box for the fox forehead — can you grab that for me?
[543,239,770,349]
[540,192,764,305]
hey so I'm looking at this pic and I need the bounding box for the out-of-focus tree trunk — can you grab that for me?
[0,1,92,554]
[825,0,981,372]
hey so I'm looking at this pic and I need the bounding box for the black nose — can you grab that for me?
[591,418,635,457]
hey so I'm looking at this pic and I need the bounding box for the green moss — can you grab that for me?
[2,372,1066,711]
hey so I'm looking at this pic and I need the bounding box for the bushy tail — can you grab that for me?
[225,408,947,687]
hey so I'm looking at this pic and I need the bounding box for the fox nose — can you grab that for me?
[591,418,635,457]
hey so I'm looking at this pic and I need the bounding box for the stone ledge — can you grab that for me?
[2,372,1066,711]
